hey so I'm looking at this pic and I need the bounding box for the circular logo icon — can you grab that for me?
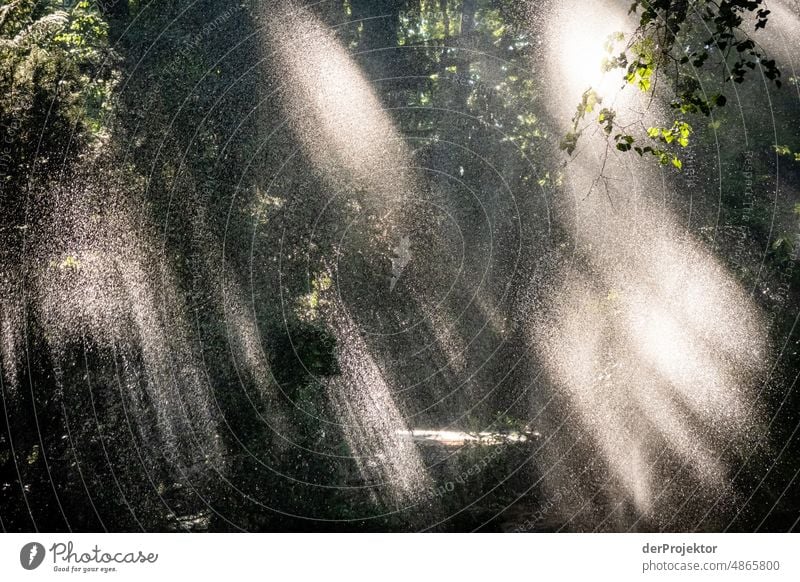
[20,542,46,570]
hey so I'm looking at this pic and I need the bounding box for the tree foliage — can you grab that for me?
[561,0,782,168]
[1,0,115,216]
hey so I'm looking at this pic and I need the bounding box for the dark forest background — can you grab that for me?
[1,0,799,532]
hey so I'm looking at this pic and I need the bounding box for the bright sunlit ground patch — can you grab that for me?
[397,429,536,447]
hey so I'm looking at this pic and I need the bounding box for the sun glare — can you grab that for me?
[549,0,628,107]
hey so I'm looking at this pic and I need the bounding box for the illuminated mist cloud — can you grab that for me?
[190,202,287,441]
[326,301,429,506]
[263,2,429,504]
[29,193,224,475]
[264,1,414,207]
[529,0,770,526]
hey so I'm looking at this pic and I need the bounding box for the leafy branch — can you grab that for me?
[560,0,782,170]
